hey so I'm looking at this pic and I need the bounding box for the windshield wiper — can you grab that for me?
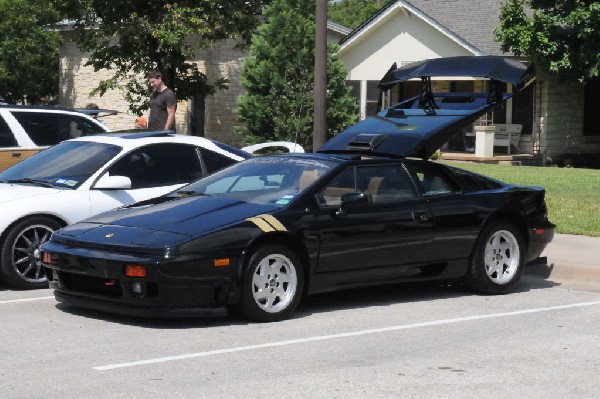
[176,190,206,198]
[6,178,54,188]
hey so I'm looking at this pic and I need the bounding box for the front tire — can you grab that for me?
[466,221,524,294]
[232,245,304,322]
[0,216,61,289]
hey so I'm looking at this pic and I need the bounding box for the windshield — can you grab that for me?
[174,156,337,206]
[0,141,121,189]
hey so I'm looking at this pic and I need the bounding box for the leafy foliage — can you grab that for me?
[0,0,63,104]
[496,0,600,82]
[57,0,270,114]
[236,0,358,150]
[327,0,382,30]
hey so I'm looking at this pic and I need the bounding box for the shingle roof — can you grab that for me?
[407,0,507,55]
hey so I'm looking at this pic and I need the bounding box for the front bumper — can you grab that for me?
[53,290,227,318]
[47,267,232,318]
[43,242,239,318]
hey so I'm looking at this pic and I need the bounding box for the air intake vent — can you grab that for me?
[347,134,387,151]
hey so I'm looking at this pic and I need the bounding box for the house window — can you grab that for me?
[511,82,534,136]
[365,80,380,117]
[450,81,474,92]
[584,77,600,136]
[345,80,383,118]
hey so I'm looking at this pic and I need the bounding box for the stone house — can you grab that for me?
[57,3,599,163]
[57,21,350,148]
[336,0,600,164]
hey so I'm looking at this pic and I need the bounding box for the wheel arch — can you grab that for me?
[235,232,311,293]
[478,210,529,250]
[0,213,68,246]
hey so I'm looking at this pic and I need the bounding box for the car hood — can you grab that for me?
[0,183,60,204]
[57,195,278,246]
[318,56,534,159]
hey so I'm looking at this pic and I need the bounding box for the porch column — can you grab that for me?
[360,80,367,120]
[475,125,496,157]
[506,84,513,123]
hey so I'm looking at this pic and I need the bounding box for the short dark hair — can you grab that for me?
[148,69,163,80]
[85,103,99,116]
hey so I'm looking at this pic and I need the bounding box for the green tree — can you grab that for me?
[57,0,271,115]
[236,0,358,150]
[0,0,63,104]
[327,0,382,30]
[496,0,599,82]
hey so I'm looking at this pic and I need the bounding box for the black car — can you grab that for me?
[41,56,555,322]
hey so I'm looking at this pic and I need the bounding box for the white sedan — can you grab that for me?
[0,131,260,289]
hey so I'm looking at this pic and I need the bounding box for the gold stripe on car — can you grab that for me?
[246,217,276,232]
[257,214,288,231]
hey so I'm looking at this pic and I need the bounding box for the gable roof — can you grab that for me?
[340,0,508,56]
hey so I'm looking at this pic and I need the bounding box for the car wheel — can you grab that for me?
[233,245,304,322]
[0,216,61,289]
[466,221,524,294]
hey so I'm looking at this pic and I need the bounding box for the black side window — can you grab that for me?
[200,148,237,174]
[317,164,417,207]
[453,169,502,191]
[0,115,17,147]
[108,144,204,189]
[11,112,105,146]
[317,167,356,206]
[356,164,417,203]
[404,162,458,196]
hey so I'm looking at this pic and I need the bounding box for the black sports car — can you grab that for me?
[41,56,554,322]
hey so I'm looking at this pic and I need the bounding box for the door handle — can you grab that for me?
[11,152,22,158]
[412,211,429,223]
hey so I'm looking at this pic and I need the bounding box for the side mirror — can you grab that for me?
[94,174,132,190]
[335,192,371,217]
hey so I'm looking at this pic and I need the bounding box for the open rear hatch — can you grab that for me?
[318,56,535,159]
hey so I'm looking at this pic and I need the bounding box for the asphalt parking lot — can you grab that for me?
[1,234,599,398]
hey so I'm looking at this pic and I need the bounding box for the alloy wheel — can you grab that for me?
[10,224,55,284]
[251,253,298,314]
[483,229,520,285]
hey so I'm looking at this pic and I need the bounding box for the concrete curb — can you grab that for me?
[525,233,600,291]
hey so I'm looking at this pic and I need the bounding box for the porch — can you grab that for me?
[439,150,544,166]
[439,122,544,166]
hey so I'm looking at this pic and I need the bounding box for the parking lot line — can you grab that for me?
[94,300,600,371]
[0,296,54,305]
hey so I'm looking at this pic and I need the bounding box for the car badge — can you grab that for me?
[105,233,114,238]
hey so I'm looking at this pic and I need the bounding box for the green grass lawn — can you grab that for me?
[442,161,600,237]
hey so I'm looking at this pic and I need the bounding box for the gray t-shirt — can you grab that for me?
[148,88,177,130]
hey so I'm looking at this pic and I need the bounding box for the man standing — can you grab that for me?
[148,70,177,130]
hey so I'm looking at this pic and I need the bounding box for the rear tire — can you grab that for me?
[466,221,524,294]
[0,216,61,289]
[232,245,304,322]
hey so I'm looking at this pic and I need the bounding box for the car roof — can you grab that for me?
[318,56,534,159]
[75,108,118,117]
[0,104,87,113]
[68,130,252,160]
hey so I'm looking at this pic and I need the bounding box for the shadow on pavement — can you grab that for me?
[52,265,562,329]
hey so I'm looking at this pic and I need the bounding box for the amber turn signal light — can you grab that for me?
[125,265,146,277]
[214,258,230,267]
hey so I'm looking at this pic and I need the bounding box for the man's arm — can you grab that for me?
[165,105,176,130]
